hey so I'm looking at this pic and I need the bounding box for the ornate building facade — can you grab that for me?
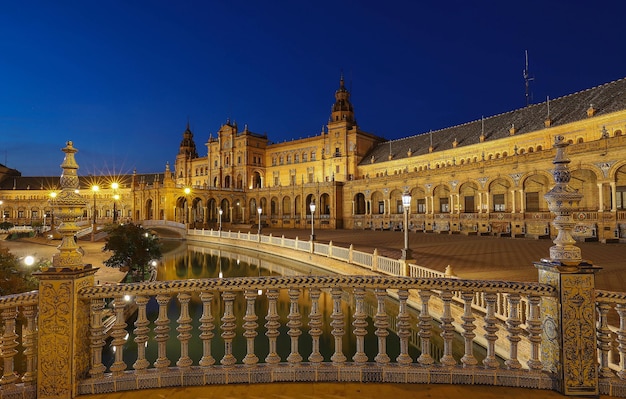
[2,75,626,242]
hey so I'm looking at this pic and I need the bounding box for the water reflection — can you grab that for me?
[104,242,487,368]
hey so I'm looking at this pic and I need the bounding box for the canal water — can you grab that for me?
[103,241,487,368]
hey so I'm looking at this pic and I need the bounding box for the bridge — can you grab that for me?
[140,220,187,239]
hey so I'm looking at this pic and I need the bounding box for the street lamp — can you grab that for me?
[183,187,191,224]
[112,182,119,223]
[218,208,223,231]
[257,207,262,237]
[91,185,99,241]
[401,190,412,261]
[309,201,316,241]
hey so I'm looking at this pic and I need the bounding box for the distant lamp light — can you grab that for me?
[309,201,316,241]
[24,256,35,267]
[401,190,412,261]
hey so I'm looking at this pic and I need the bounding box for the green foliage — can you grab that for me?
[0,247,39,295]
[103,223,162,282]
[0,221,14,231]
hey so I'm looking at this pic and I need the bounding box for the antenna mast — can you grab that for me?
[523,50,534,106]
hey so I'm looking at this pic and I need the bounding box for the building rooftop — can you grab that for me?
[362,76,626,164]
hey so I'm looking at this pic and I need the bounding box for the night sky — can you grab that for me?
[2,1,626,177]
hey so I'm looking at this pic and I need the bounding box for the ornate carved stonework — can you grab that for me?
[543,135,583,267]
[48,141,89,272]
[560,273,597,395]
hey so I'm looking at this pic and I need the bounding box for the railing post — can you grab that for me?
[535,135,600,396]
[35,142,97,399]
[372,248,379,272]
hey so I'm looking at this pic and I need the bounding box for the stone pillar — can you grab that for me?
[36,142,97,399]
[535,135,599,396]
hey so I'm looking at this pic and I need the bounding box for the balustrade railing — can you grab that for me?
[76,276,561,395]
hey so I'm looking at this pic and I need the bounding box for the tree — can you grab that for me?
[0,221,14,232]
[103,223,162,282]
[0,247,38,295]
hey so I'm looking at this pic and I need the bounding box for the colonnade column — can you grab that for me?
[597,183,604,212]
[519,189,525,213]
[610,182,617,212]
[510,189,516,213]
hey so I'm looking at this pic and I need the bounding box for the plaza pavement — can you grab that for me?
[258,227,625,292]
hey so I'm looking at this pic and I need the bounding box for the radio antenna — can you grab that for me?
[523,50,534,106]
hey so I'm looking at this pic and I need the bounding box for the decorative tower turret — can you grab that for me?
[178,121,198,158]
[330,74,355,126]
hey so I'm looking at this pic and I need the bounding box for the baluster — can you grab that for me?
[243,289,259,366]
[460,291,477,367]
[596,302,613,378]
[308,288,323,364]
[617,303,626,379]
[133,295,150,372]
[265,289,281,364]
[198,291,216,367]
[330,287,347,364]
[374,288,390,364]
[396,289,412,365]
[154,294,171,370]
[439,290,456,366]
[176,292,193,368]
[526,294,542,371]
[21,304,37,384]
[505,293,522,369]
[109,295,128,376]
[0,306,18,386]
[418,290,434,366]
[352,287,368,364]
[482,292,499,368]
[220,290,237,367]
[88,298,107,378]
[287,288,303,364]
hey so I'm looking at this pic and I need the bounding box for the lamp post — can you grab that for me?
[401,190,412,261]
[91,185,99,241]
[218,208,223,231]
[309,201,316,241]
[257,206,262,237]
[183,187,191,225]
[112,182,119,223]
[43,214,46,232]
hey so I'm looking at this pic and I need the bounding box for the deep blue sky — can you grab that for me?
[2,1,626,177]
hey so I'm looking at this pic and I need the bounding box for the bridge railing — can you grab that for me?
[75,276,560,396]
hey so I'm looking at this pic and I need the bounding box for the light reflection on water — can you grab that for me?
[103,241,487,368]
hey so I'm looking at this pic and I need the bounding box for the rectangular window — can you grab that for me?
[274,176,279,186]
[32,211,38,218]
[302,153,307,162]
[525,192,540,212]
[308,173,314,183]
[18,210,24,218]
[378,201,385,214]
[439,197,449,213]
[311,152,316,161]
[396,200,403,214]
[493,194,505,212]
[417,199,426,213]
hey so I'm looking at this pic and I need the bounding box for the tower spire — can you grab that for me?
[330,73,355,125]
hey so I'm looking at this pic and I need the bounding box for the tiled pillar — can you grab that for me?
[536,135,599,396]
[35,141,97,398]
